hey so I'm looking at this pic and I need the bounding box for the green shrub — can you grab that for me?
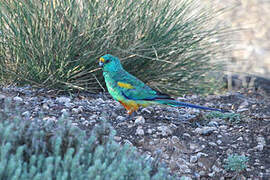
[205,112,241,124]
[0,100,174,180]
[0,0,228,95]
[224,154,248,172]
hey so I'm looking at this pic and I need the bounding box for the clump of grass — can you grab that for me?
[0,0,229,95]
[224,154,248,172]
[206,111,241,123]
[0,99,174,179]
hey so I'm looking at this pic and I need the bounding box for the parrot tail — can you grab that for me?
[156,99,224,112]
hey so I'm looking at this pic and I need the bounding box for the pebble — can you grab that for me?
[116,116,126,122]
[212,165,221,172]
[114,136,122,141]
[43,116,56,122]
[61,109,69,114]
[237,137,243,141]
[141,108,152,114]
[194,126,217,135]
[183,133,191,138]
[42,103,49,110]
[179,176,192,180]
[134,116,145,124]
[56,96,71,104]
[147,129,153,134]
[178,164,191,173]
[255,136,266,151]
[208,121,219,127]
[209,142,217,146]
[217,140,222,145]
[22,111,30,117]
[197,152,208,158]
[13,96,23,102]
[136,126,144,136]
[208,171,215,177]
[124,139,133,146]
[199,171,206,176]
[190,155,198,163]
[0,94,5,100]
[157,126,173,136]
[171,136,180,144]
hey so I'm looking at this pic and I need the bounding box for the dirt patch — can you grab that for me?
[0,86,269,179]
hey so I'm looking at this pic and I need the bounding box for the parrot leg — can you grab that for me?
[119,100,139,116]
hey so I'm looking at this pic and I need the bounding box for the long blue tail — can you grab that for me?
[157,99,224,112]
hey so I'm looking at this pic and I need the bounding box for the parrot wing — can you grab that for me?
[115,71,173,101]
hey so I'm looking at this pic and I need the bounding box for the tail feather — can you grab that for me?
[156,99,224,112]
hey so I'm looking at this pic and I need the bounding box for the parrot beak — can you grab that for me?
[99,57,105,67]
[99,61,104,67]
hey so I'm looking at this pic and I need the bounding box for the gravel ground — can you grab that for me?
[0,86,269,179]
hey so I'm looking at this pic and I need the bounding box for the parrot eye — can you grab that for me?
[105,59,110,64]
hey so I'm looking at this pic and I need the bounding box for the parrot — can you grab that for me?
[99,54,224,115]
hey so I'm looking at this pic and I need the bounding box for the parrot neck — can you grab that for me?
[103,68,124,77]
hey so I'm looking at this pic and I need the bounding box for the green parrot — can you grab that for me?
[99,54,224,115]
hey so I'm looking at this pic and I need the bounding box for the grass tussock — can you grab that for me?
[0,0,229,95]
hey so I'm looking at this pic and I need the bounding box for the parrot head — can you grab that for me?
[99,54,123,72]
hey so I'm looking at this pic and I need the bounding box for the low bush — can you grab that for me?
[0,99,174,180]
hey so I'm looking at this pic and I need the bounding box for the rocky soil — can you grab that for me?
[0,86,269,179]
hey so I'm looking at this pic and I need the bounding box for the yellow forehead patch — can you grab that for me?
[117,82,134,89]
[100,57,105,63]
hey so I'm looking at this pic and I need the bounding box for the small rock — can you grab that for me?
[194,126,217,135]
[179,176,192,180]
[116,116,126,122]
[209,142,217,146]
[190,143,200,150]
[0,94,5,100]
[157,125,173,136]
[124,139,133,146]
[13,96,23,102]
[178,164,191,173]
[80,117,85,121]
[212,165,221,172]
[217,140,222,145]
[56,97,73,107]
[114,136,122,141]
[42,103,49,110]
[61,109,68,114]
[136,126,144,136]
[197,152,208,158]
[147,129,153,134]
[56,96,71,104]
[220,125,227,130]
[22,111,30,117]
[43,116,57,122]
[89,115,98,119]
[199,171,206,176]
[72,108,79,114]
[183,133,191,138]
[255,136,266,151]
[190,155,198,163]
[171,136,180,144]
[134,116,145,124]
[237,137,243,141]
[208,121,219,127]
[141,108,152,114]
[208,171,215,177]
[237,108,249,113]
[238,100,249,109]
